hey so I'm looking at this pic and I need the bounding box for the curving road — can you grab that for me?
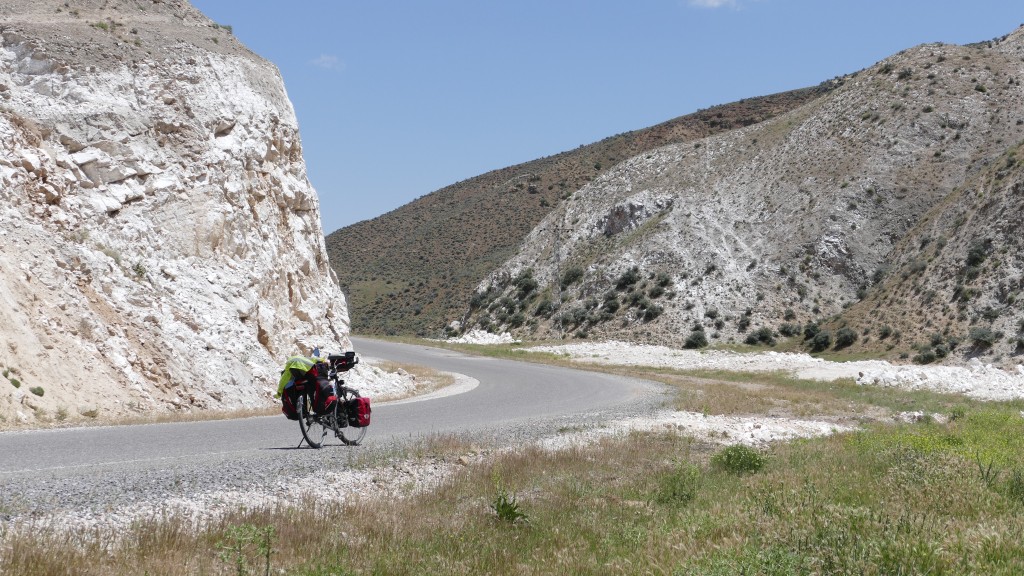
[0,336,663,479]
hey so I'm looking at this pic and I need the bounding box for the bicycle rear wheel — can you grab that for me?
[297,393,328,448]
[336,388,367,446]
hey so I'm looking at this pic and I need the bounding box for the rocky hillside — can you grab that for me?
[0,0,348,424]
[326,85,833,336]
[465,28,1024,367]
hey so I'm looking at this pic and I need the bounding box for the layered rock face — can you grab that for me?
[0,1,348,423]
[467,28,1024,362]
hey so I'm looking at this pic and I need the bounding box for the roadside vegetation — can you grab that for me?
[4,341,1024,574]
[5,405,1023,574]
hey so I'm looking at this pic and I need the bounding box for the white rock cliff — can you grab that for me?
[0,1,348,423]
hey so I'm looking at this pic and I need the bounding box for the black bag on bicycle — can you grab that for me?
[281,385,302,420]
[312,378,338,415]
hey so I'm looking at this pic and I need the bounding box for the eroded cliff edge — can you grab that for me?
[0,0,348,422]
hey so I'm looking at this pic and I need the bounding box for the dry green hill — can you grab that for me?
[459,28,1024,367]
[326,86,835,335]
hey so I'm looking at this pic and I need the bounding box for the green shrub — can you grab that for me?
[705,307,720,320]
[9,377,20,388]
[711,444,765,475]
[29,386,44,397]
[603,297,620,314]
[834,327,858,350]
[965,239,990,267]
[560,266,584,289]
[534,298,555,318]
[615,267,641,290]
[810,330,832,352]
[643,305,663,322]
[653,463,702,505]
[745,327,776,346]
[737,316,751,332]
[968,326,1000,348]
[513,270,538,299]
[803,321,820,341]
[778,323,800,337]
[684,329,708,349]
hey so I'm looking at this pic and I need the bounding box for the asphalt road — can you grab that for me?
[0,338,662,479]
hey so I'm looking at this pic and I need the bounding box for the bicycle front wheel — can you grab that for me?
[297,393,328,449]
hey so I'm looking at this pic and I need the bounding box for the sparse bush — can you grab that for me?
[711,444,765,475]
[745,327,776,346]
[914,349,938,364]
[534,298,555,318]
[648,285,665,299]
[783,308,796,321]
[778,323,800,337]
[879,325,893,339]
[834,327,858,350]
[684,329,708,349]
[615,267,641,290]
[656,272,672,288]
[737,316,751,333]
[704,307,719,320]
[560,266,584,289]
[653,463,701,506]
[602,294,620,314]
[965,239,990,267]
[803,322,820,341]
[810,330,832,352]
[643,305,663,322]
[968,326,1001,348]
[513,269,538,300]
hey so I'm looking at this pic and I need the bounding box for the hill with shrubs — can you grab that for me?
[325,87,833,336]
[459,27,1024,368]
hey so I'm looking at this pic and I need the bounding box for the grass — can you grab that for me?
[5,407,1024,575]
[5,339,1024,574]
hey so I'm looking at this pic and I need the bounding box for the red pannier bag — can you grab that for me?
[312,378,337,415]
[346,397,371,427]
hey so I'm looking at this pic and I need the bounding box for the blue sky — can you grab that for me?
[189,0,1024,234]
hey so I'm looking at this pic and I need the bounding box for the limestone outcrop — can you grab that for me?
[0,1,348,423]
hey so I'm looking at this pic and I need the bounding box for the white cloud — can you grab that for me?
[688,0,739,8]
[310,54,343,71]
